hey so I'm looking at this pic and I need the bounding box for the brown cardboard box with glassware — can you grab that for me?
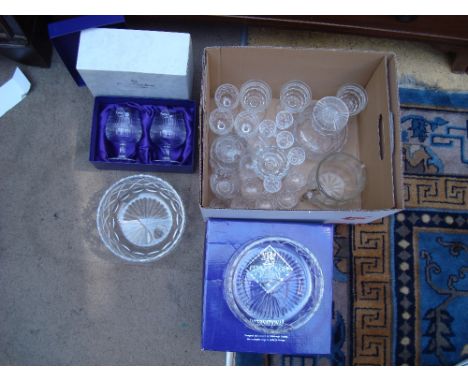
[199,46,404,225]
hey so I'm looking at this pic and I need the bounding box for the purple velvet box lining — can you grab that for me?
[96,101,194,165]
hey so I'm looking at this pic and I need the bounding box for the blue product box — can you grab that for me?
[202,219,333,354]
[48,16,125,86]
[90,96,197,173]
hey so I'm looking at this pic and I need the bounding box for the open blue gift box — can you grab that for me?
[202,219,333,355]
[89,96,196,173]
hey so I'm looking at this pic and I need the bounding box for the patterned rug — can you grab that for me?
[235,88,468,366]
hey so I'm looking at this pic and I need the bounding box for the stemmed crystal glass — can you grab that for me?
[209,108,234,135]
[336,83,368,116]
[280,80,312,114]
[105,106,142,162]
[215,83,240,111]
[239,80,272,115]
[150,111,187,163]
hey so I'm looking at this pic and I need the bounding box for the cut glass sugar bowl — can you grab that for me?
[224,237,324,333]
[96,175,185,263]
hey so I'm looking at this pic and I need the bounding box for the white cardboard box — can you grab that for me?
[76,28,193,99]
[199,46,404,225]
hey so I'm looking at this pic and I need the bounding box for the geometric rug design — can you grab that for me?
[351,89,468,366]
[393,209,468,365]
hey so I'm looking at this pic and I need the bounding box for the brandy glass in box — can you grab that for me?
[105,106,142,162]
[150,111,187,163]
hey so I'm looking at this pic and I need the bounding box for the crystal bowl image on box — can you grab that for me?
[97,175,185,263]
[224,237,324,334]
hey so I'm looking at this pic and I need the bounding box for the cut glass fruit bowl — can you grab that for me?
[96,175,185,263]
[224,237,324,333]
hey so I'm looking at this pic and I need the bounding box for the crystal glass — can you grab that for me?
[224,237,324,333]
[296,119,348,158]
[263,176,282,194]
[230,197,255,209]
[280,80,312,114]
[239,80,272,115]
[96,175,185,263]
[287,147,306,166]
[150,111,187,162]
[275,191,300,210]
[105,106,142,162]
[310,152,366,207]
[240,177,264,200]
[283,166,308,193]
[239,154,257,180]
[336,83,368,116]
[276,130,295,150]
[209,198,228,208]
[210,135,246,168]
[275,110,294,130]
[210,157,236,177]
[215,83,240,110]
[210,172,240,200]
[254,194,278,210]
[253,146,289,180]
[311,96,349,136]
[209,108,234,135]
[258,119,277,144]
[234,111,259,139]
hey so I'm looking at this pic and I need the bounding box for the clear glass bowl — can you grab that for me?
[239,80,272,114]
[215,83,240,110]
[96,175,185,263]
[224,237,324,333]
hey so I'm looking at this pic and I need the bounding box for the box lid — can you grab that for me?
[48,16,125,86]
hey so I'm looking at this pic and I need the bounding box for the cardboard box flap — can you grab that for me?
[358,57,395,210]
[387,55,404,209]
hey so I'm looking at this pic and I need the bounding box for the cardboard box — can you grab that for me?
[77,28,193,99]
[202,219,333,354]
[89,96,197,173]
[199,47,404,224]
